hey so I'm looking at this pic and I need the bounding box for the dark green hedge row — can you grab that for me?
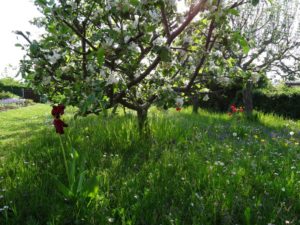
[253,88,300,119]
[200,86,300,119]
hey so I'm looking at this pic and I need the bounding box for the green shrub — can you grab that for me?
[0,91,19,99]
[0,77,25,88]
[253,86,300,119]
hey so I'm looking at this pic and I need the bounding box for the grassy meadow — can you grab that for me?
[0,104,300,225]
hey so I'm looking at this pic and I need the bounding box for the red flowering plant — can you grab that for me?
[228,104,244,116]
[51,104,68,134]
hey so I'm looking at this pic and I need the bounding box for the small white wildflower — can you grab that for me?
[108,217,115,223]
[232,132,237,137]
[289,131,295,136]
[281,187,285,192]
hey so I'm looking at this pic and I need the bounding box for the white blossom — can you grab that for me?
[153,37,167,46]
[183,36,193,45]
[106,74,119,85]
[128,42,140,52]
[203,94,209,101]
[124,36,131,43]
[87,64,95,72]
[149,10,160,23]
[100,69,106,77]
[42,76,51,85]
[47,51,61,64]
[217,76,231,86]
[251,73,260,83]
[175,97,184,107]
[133,15,139,28]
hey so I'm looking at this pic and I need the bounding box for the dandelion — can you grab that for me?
[232,132,237,137]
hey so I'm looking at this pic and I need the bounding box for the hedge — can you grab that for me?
[253,87,300,119]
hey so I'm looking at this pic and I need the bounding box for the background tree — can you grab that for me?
[226,0,300,114]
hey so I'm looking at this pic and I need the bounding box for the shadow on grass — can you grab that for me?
[1,110,300,225]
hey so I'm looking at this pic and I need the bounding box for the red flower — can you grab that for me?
[238,107,244,113]
[230,105,237,113]
[53,118,68,134]
[51,104,67,135]
[51,104,65,117]
[176,107,181,112]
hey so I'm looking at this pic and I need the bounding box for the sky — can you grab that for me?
[0,0,42,78]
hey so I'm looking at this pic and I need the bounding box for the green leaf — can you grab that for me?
[51,174,74,198]
[29,41,39,56]
[97,48,105,68]
[233,32,250,54]
[227,9,239,16]
[157,46,172,62]
[251,0,259,6]
[84,175,100,199]
[77,170,87,194]
[130,0,139,6]
[239,38,250,54]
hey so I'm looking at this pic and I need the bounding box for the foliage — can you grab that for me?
[0,91,19,100]
[1,105,300,224]
[253,86,300,119]
[0,78,25,88]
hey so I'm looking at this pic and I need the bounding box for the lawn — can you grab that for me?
[0,104,300,225]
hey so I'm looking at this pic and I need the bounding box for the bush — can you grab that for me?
[253,86,300,119]
[0,77,25,88]
[0,91,19,99]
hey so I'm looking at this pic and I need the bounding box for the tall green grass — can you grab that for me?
[0,105,300,225]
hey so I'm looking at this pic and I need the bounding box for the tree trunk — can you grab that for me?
[192,95,200,114]
[243,80,253,116]
[137,108,149,137]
